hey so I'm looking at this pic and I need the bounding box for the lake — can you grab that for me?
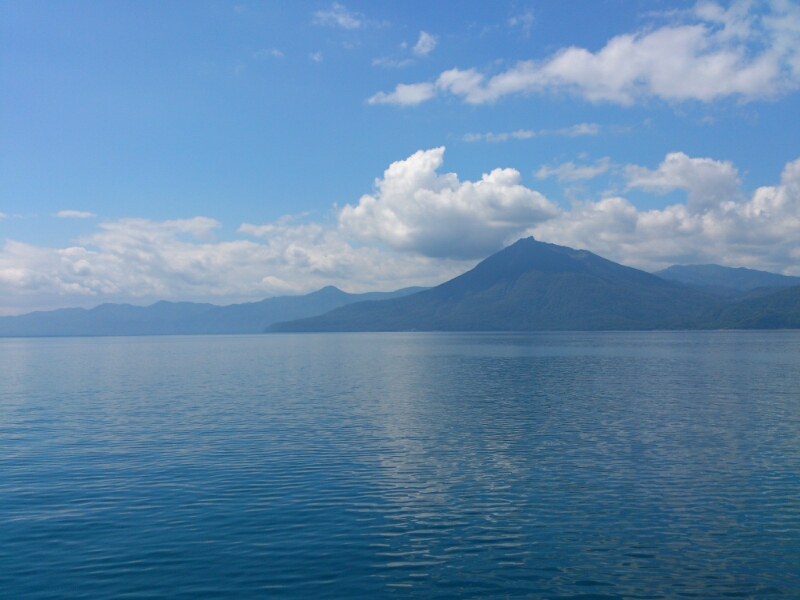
[1,332,799,598]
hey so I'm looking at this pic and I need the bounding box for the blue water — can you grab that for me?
[1,332,799,599]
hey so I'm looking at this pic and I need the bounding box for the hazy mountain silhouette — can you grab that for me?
[269,238,726,332]
[654,264,800,300]
[0,286,426,337]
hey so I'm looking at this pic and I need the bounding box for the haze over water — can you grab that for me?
[1,332,799,598]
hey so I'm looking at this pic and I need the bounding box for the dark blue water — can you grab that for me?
[1,332,799,599]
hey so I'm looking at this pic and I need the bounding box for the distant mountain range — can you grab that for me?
[653,264,800,300]
[4,237,800,336]
[0,286,426,337]
[270,238,800,332]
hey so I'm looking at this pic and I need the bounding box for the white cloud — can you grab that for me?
[5,150,800,312]
[0,213,7,220]
[536,158,611,182]
[372,32,437,68]
[372,57,414,68]
[254,48,284,59]
[313,3,362,29]
[370,1,800,106]
[555,123,600,137]
[55,210,96,219]
[338,147,560,259]
[464,123,601,142]
[508,10,535,32]
[0,215,467,312]
[625,152,741,213]
[530,155,800,273]
[367,82,436,105]
[508,129,536,140]
[310,52,323,63]
[336,147,800,273]
[412,31,438,57]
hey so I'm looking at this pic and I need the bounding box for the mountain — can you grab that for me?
[8,240,800,336]
[654,264,800,298]
[708,285,800,329]
[0,286,426,337]
[269,238,725,332]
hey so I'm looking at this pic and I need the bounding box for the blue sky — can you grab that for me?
[2,0,800,313]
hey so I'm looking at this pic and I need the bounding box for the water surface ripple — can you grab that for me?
[1,332,799,598]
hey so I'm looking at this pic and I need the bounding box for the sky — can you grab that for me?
[2,0,800,314]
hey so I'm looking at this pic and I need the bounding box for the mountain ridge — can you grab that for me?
[6,239,800,336]
[654,264,800,297]
[0,286,427,337]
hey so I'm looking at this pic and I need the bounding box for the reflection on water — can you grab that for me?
[1,332,799,598]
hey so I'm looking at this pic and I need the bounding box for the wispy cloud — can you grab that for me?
[373,31,438,68]
[55,210,96,219]
[508,10,535,33]
[554,123,600,137]
[313,3,362,29]
[372,57,414,68]
[253,48,284,59]
[462,130,536,143]
[368,82,436,105]
[310,52,323,63]
[463,123,601,142]
[535,158,612,182]
[369,1,800,106]
[412,31,438,57]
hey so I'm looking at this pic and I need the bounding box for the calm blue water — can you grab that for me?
[1,332,799,599]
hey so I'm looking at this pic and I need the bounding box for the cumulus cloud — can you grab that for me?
[338,147,560,259]
[412,31,438,57]
[625,152,741,213]
[531,155,800,273]
[0,215,467,313]
[55,210,96,219]
[536,158,611,182]
[5,149,800,312]
[334,147,800,273]
[313,3,362,29]
[370,1,800,106]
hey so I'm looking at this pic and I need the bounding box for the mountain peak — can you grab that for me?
[269,238,713,332]
[432,236,651,300]
[309,286,345,296]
